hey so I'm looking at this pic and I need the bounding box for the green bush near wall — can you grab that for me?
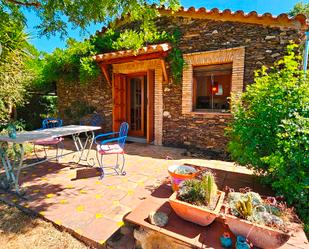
[17,94,58,130]
[227,44,309,233]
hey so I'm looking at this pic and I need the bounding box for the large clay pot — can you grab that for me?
[169,191,225,226]
[168,165,197,191]
[224,214,290,249]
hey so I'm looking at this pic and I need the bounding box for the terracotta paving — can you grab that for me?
[0,141,307,248]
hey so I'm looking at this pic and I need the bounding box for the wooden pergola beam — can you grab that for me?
[100,64,111,86]
[160,59,168,83]
[98,51,169,65]
[97,51,170,84]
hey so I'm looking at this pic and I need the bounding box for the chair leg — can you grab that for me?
[96,152,125,178]
[120,153,126,176]
[96,152,104,179]
[43,146,47,159]
[34,145,48,160]
[56,141,64,162]
[55,144,59,161]
[116,154,119,169]
[33,144,40,162]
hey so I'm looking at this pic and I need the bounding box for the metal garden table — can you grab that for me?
[0,125,101,195]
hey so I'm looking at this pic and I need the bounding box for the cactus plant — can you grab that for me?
[177,171,218,208]
[235,195,253,218]
[227,191,286,228]
[170,168,225,226]
[178,179,206,206]
[202,172,218,207]
[225,191,292,248]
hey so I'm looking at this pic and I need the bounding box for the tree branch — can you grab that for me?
[5,0,41,8]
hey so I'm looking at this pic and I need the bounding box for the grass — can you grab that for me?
[0,201,89,249]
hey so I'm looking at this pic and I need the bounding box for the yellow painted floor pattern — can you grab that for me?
[0,141,257,248]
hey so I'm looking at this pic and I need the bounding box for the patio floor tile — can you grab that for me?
[0,141,306,248]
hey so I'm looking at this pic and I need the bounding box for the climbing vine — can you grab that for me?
[40,15,185,85]
[91,26,185,84]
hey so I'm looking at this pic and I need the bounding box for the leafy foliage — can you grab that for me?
[17,95,58,130]
[1,0,180,37]
[227,44,309,230]
[167,29,185,83]
[289,1,309,17]
[41,38,100,85]
[41,26,185,85]
[0,6,37,122]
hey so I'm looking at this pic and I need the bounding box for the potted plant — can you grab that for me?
[224,191,292,249]
[168,164,197,191]
[169,171,225,226]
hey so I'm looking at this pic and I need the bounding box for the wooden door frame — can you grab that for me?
[112,73,126,132]
[146,70,154,143]
[126,73,146,137]
[112,70,154,143]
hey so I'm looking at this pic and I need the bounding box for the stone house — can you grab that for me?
[57,6,308,153]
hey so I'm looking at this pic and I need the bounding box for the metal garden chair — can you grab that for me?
[80,113,103,127]
[33,118,64,161]
[94,122,129,179]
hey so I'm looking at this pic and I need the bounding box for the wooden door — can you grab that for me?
[113,73,126,132]
[126,75,145,137]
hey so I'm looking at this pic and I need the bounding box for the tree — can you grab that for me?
[0,0,180,122]
[0,6,38,122]
[1,0,180,37]
[289,1,309,17]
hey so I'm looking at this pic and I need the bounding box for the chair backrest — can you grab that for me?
[80,113,103,126]
[90,114,103,126]
[42,118,63,129]
[118,122,129,148]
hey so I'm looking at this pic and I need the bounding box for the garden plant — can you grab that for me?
[227,44,309,233]
[169,171,225,226]
[224,190,296,248]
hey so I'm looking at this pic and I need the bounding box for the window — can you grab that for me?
[182,47,245,115]
[193,63,232,113]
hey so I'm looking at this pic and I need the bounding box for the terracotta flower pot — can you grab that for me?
[224,214,290,249]
[168,165,197,191]
[169,190,225,226]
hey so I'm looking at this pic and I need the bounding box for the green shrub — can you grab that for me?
[17,95,58,130]
[227,44,309,230]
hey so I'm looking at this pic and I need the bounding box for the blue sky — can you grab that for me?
[24,0,305,53]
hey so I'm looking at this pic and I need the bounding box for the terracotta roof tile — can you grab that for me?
[96,7,307,36]
[157,6,308,30]
[93,43,171,62]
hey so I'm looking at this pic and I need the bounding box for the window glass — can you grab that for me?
[193,63,232,112]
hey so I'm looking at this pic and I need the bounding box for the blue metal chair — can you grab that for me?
[42,118,63,129]
[80,113,103,127]
[94,122,129,179]
[33,118,64,161]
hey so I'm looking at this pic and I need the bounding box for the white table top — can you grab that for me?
[0,125,101,144]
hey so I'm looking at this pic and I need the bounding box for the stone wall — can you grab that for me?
[156,16,302,152]
[57,75,113,132]
[162,82,232,152]
[156,16,302,85]
[57,15,303,153]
